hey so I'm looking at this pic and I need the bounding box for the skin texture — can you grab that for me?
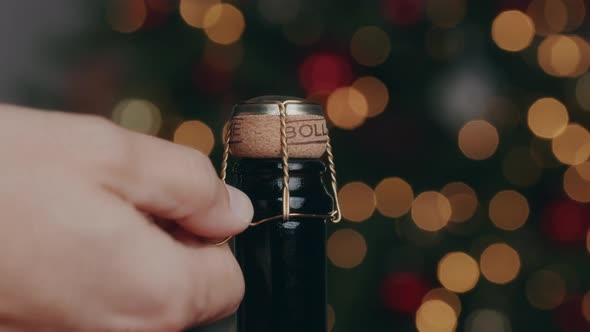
[0,105,254,332]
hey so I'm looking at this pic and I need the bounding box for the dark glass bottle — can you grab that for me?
[231,158,333,332]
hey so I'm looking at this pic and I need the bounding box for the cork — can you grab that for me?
[228,96,328,158]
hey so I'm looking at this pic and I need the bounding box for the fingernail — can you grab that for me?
[226,185,254,225]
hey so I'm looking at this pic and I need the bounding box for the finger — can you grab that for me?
[94,124,253,238]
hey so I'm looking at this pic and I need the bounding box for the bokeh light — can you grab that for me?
[326,87,369,130]
[527,0,586,35]
[352,76,389,118]
[350,26,391,67]
[299,53,352,95]
[563,162,590,202]
[538,35,583,77]
[338,182,376,222]
[551,123,590,165]
[375,177,413,218]
[458,120,499,160]
[179,0,219,28]
[542,199,588,244]
[422,288,462,316]
[327,304,335,332]
[583,291,590,323]
[415,300,457,332]
[411,191,452,232]
[502,145,542,187]
[479,243,521,285]
[437,252,480,293]
[426,0,466,28]
[258,0,299,24]
[111,98,162,135]
[492,10,535,52]
[383,0,425,26]
[526,270,566,310]
[464,309,512,332]
[381,272,430,314]
[173,120,215,155]
[441,182,478,222]
[203,4,245,45]
[327,228,367,269]
[489,190,529,231]
[575,73,590,111]
[107,0,147,33]
[527,97,569,139]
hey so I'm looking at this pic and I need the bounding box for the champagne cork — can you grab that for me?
[229,96,328,158]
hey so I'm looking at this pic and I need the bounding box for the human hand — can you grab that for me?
[0,105,253,332]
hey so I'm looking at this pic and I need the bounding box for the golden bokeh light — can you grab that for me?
[338,182,376,222]
[327,304,335,332]
[415,300,457,332]
[352,76,389,118]
[326,87,369,130]
[526,270,566,310]
[426,0,466,28]
[502,146,542,187]
[411,191,452,232]
[538,35,583,77]
[422,288,462,316]
[563,162,590,202]
[106,0,146,33]
[111,99,162,135]
[204,4,245,45]
[173,120,215,155]
[479,243,521,285]
[527,0,586,35]
[492,10,535,52]
[437,252,480,293]
[583,291,590,323]
[179,0,220,28]
[441,182,478,222]
[350,26,391,67]
[458,120,499,160]
[489,190,529,231]
[576,73,590,111]
[527,97,569,139]
[375,177,413,218]
[327,229,367,269]
[551,123,590,165]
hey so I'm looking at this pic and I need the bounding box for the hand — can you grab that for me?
[0,105,253,332]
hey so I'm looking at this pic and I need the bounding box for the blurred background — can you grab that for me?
[1,0,590,331]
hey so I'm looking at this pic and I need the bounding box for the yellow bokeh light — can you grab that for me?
[416,300,457,332]
[441,182,478,222]
[111,99,162,135]
[327,304,335,332]
[326,87,369,130]
[411,191,452,232]
[551,123,590,165]
[438,252,480,293]
[426,0,466,28]
[502,146,542,187]
[492,10,535,52]
[327,229,367,269]
[563,162,590,202]
[375,177,413,218]
[527,97,569,139]
[583,291,590,323]
[106,0,146,33]
[538,35,582,77]
[458,120,499,160]
[479,243,521,285]
[422,288,462,316]
[173,120,215,155]
[204,4,245,45]
[489,190,529,231]
[180,0,220,28]
[338,182,376,222]
[576,73,590,111]
[526,270,566,310]
[352,76,389,118]
[350,26,391,67]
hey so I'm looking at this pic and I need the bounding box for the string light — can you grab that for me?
[111,99,162,135]
[551,123,590,165]
[352,76,389,118]
[526,270,566,310]
[204,4,245,45]
[350,26,391,67]
[489,190,529,231]
[338,182,376,222]
[441,182,478,222]
[491,10,535,52]
[173,120,215,155]
[411,191,452,232]
[415,300,457,332]
[107,0,147,33]
[479,243,521,284]
[179,0,220,28]
[326,87,368,130]
[422,288,462,316]
[327,229,367,269]
[437,252,480,293]
[527,97,569,139]
[458,120,499,160]
[375,177,413,218]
